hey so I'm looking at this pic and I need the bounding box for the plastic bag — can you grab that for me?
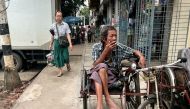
[46,51,54,64]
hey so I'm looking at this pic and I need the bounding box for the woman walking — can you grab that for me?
[49,11,73,77]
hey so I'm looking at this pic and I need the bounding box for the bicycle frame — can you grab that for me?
[134,59,185,92]
[136,58,186,109]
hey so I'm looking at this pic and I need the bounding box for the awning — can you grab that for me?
[63,16,81,24]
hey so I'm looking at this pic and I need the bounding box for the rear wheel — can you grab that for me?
[134,73,141,105]
[81,69,88,109]
[125,73,141,109]
[127,73,141,109]
[1,52,23,71]
[138,98,169,109]
[121,86,127,109]
[138,98,156,109]
[156,68,174,108]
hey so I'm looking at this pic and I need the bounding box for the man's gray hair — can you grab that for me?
[100,25,116,41]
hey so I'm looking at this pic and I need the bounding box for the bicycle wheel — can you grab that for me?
[138,98,156,109]
[121,86,137,109]
[121,86,127,109]
[125,73,141,109]
[81,69,88,109]
[156,68,174,108]
[134,73,141,105]
[138,98,169,109]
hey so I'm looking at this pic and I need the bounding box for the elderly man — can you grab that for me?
[89,26,146,109]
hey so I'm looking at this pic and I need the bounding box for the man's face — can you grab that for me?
[105,30,117,44]
[55,12,62,23]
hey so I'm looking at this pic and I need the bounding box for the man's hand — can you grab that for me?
[104,41,117,54]
[138,56,146,68]
[133,50,146,68]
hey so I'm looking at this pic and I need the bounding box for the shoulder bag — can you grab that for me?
[56,24,69,48]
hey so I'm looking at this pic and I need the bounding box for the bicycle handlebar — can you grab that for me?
[135,58,187,72]
[180,58,187,63]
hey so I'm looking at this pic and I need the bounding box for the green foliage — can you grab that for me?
[61,0,85,17]
[79,6,90,17]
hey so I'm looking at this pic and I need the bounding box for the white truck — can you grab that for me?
[0,0,56,70]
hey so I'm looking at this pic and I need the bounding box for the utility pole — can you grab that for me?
[0,0,21,91]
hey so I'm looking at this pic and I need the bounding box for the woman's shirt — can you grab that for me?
[50,21,71,39]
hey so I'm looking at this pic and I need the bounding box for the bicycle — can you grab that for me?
[137,58,187,109]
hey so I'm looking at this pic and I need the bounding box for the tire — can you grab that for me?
[138,98,169,109]
[138,98,156,109]
[125,73,141,109]
[83,94,87,109]
[134,73,141,105]
[81,69,88,109]
[1,52,23,71]
[156,68,174,108]
[121,86,127,109]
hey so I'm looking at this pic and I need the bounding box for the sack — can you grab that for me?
[58,36,69,48]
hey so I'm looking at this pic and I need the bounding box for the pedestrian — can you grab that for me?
[80,26,85,43]
[49,11,73,77]
[90,23,96,42]
[87,25,92,43]
[76,25,81,44]
[89,25,146,109]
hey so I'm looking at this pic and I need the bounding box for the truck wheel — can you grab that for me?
[1,53,23,71]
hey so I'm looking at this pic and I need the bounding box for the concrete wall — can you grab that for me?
[167,0,190,62]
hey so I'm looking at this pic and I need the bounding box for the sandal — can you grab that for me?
[57,72,63,77]
[67,64,71,71]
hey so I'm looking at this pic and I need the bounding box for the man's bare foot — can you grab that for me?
[106,98,120,109]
